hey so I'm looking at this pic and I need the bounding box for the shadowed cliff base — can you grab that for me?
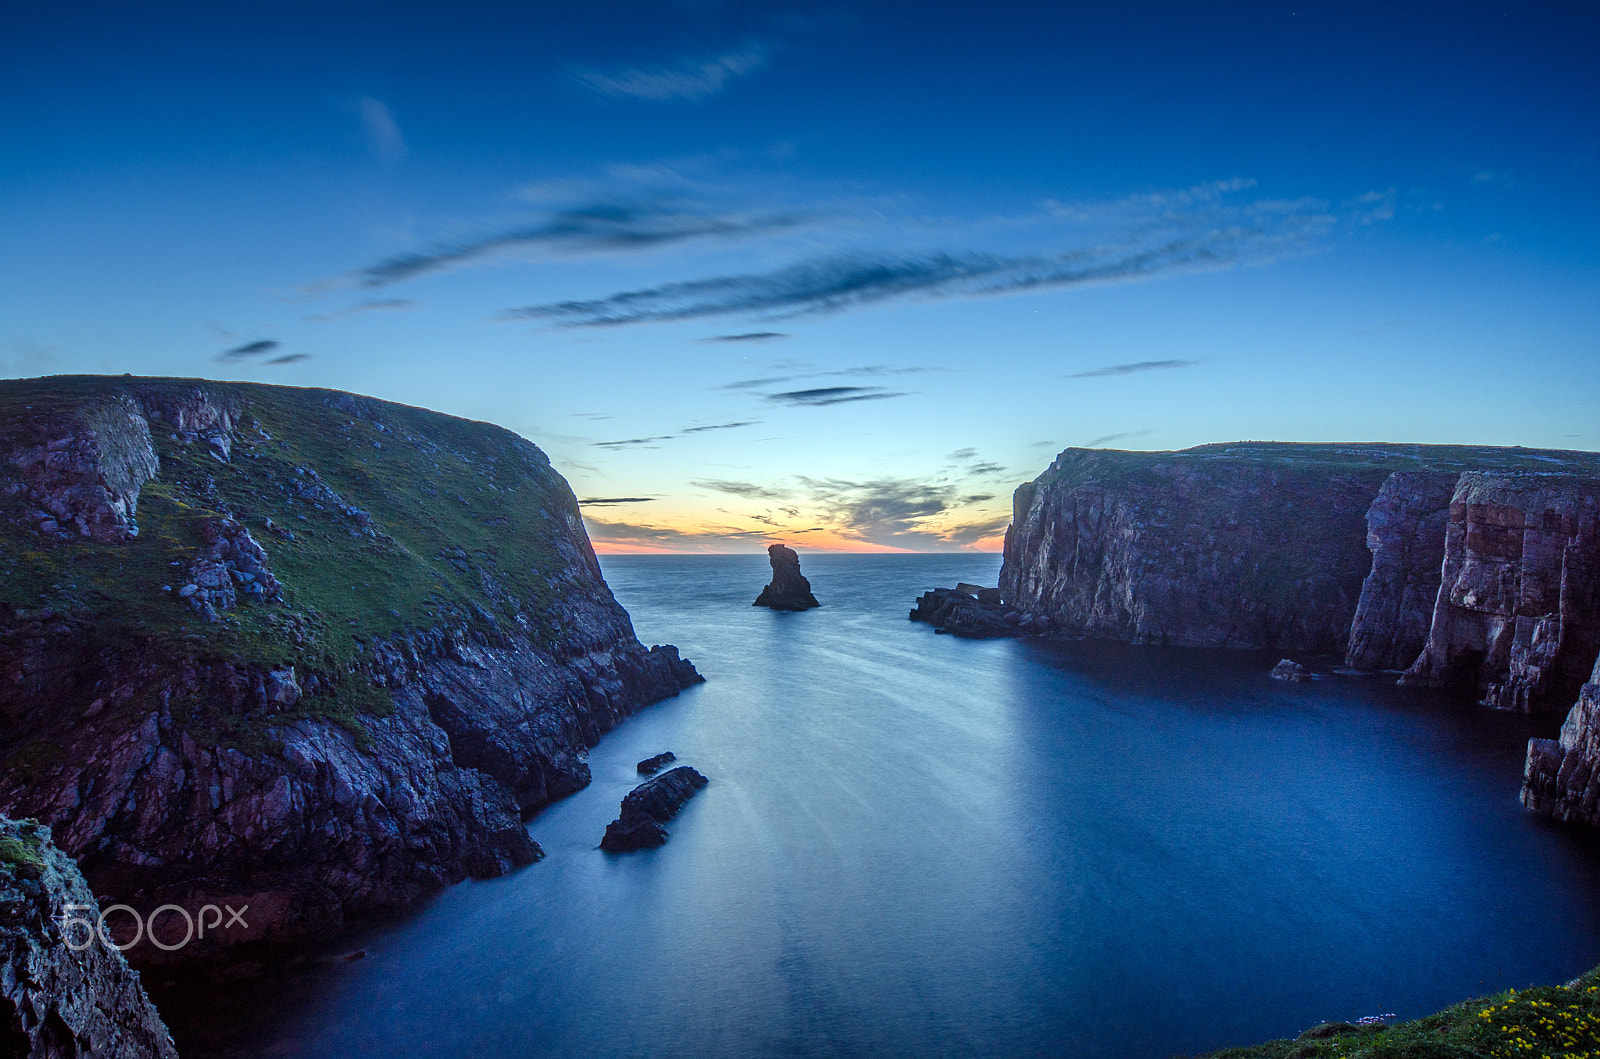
[0,375,702,962]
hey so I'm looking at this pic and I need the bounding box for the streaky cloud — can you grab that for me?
[691,479,791,500]
[578,497,656,505]
[357,97,407,162]
[679,420,759,433]
[266,353,311,365]
[306,298,415,323]
[595,435,676,449]
[217,339,280,361]
[1067,359,1201,378]
[704,331,790,342]
[359,202,804,287]
[570,43,768,102]
[765,386,905,407]
[1084,430,1154,448]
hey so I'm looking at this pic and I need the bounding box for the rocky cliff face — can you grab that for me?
[999,445,1396,651]
[1523,654,1600,825]
[0,816,176,1057]
[1343,472,1459,670]
[1401,474,1600,711]
[0,376,700,960]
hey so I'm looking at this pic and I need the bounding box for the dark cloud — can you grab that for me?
[703,331,790,342]
[765,386,905,407]
[595,435,676,449]
[504,228,1287,327]
[966,462,1006,477]
[938,515,1013,547]
[691,479,790,500]
[947,448,978,461]
[359,202,804,287]
[1067,359,1201,378]
[578,497,655,505]
[581,516,769,551]
[266,354,312,365]
[1083,430,1154,448]
[717,365,936,391]
[217,339,279,361]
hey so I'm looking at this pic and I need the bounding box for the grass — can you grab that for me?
[0,375,586,751]
[1199,966,1600,1058]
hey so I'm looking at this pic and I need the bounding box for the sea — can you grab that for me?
[157,553,1600,1058]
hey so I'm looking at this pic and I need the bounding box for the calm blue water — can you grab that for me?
[165,554,1600,1058]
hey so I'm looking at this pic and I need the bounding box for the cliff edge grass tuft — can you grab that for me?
[0,376,585,750]
[1198,965,1600,1058]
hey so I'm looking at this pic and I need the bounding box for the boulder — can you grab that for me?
[1271,658,1313,682]
[753,544,820,611]
[910,587,1022,638]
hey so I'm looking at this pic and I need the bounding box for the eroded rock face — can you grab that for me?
[0,816,176,1058]
[1402,474,1600,711]
[0,377,705,960]
[753,544,820,611]
[1000,447,1390,651]
[1523,652,1600,823]
[1344,472,1459,670]
[4,394,161,544]
[599,766,708,852]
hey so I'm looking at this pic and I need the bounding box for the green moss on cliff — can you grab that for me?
[1198,966,1600,1058]
[0,375,593,748]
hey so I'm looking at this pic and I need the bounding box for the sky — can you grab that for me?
[2,1,1597,552]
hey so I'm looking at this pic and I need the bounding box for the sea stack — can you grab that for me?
[753,544,820,610]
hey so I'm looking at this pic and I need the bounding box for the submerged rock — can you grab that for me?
[1270,658,1312,682]
[600,766,709,852]
[753,544,820,611]
[0,816,177,1058]
[636,752,676,776]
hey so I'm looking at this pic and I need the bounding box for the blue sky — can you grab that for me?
[3,1,1596,550]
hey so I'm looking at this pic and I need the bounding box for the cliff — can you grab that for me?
[1523,652,1600,825]
[1400,473,1600,711]
[1001,444,1600,701]
[0,375,700,959]
[0,816,176,1057]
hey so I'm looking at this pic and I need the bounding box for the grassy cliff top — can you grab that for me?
[1038,441,1600,493]
[0,375,603,739]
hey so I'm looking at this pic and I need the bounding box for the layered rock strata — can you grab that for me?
[1523,654,1600,825]
[1401,474,1600,711]
[599,766,709,852]
[0,376,702,958]
[0,816,176,1058]
[753,544,820,610]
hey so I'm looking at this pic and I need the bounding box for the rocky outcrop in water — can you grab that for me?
[753,544,819,611]
[1400,474,1600,712]
[636,752,676,776]
[1523,654,1600,824]
[599,766,709,852]
[0,816,176,1058]
[909,587,1022,638]
[0,376,702,960]
[1270,659,1312,682]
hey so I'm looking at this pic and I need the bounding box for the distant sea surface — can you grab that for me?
[162,554,1600,1058]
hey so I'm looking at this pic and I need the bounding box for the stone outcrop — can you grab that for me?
[1270,659,1312,682]
[599,766,709,852]
[1343,472,1459,670]
[0,376,703,960]
[753,544,820,611]
[0,816,176,1058]
[909,587,1022,638]
[636,752,676,776]
[1523,652,1600,824]
[1401,474,1600,711]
